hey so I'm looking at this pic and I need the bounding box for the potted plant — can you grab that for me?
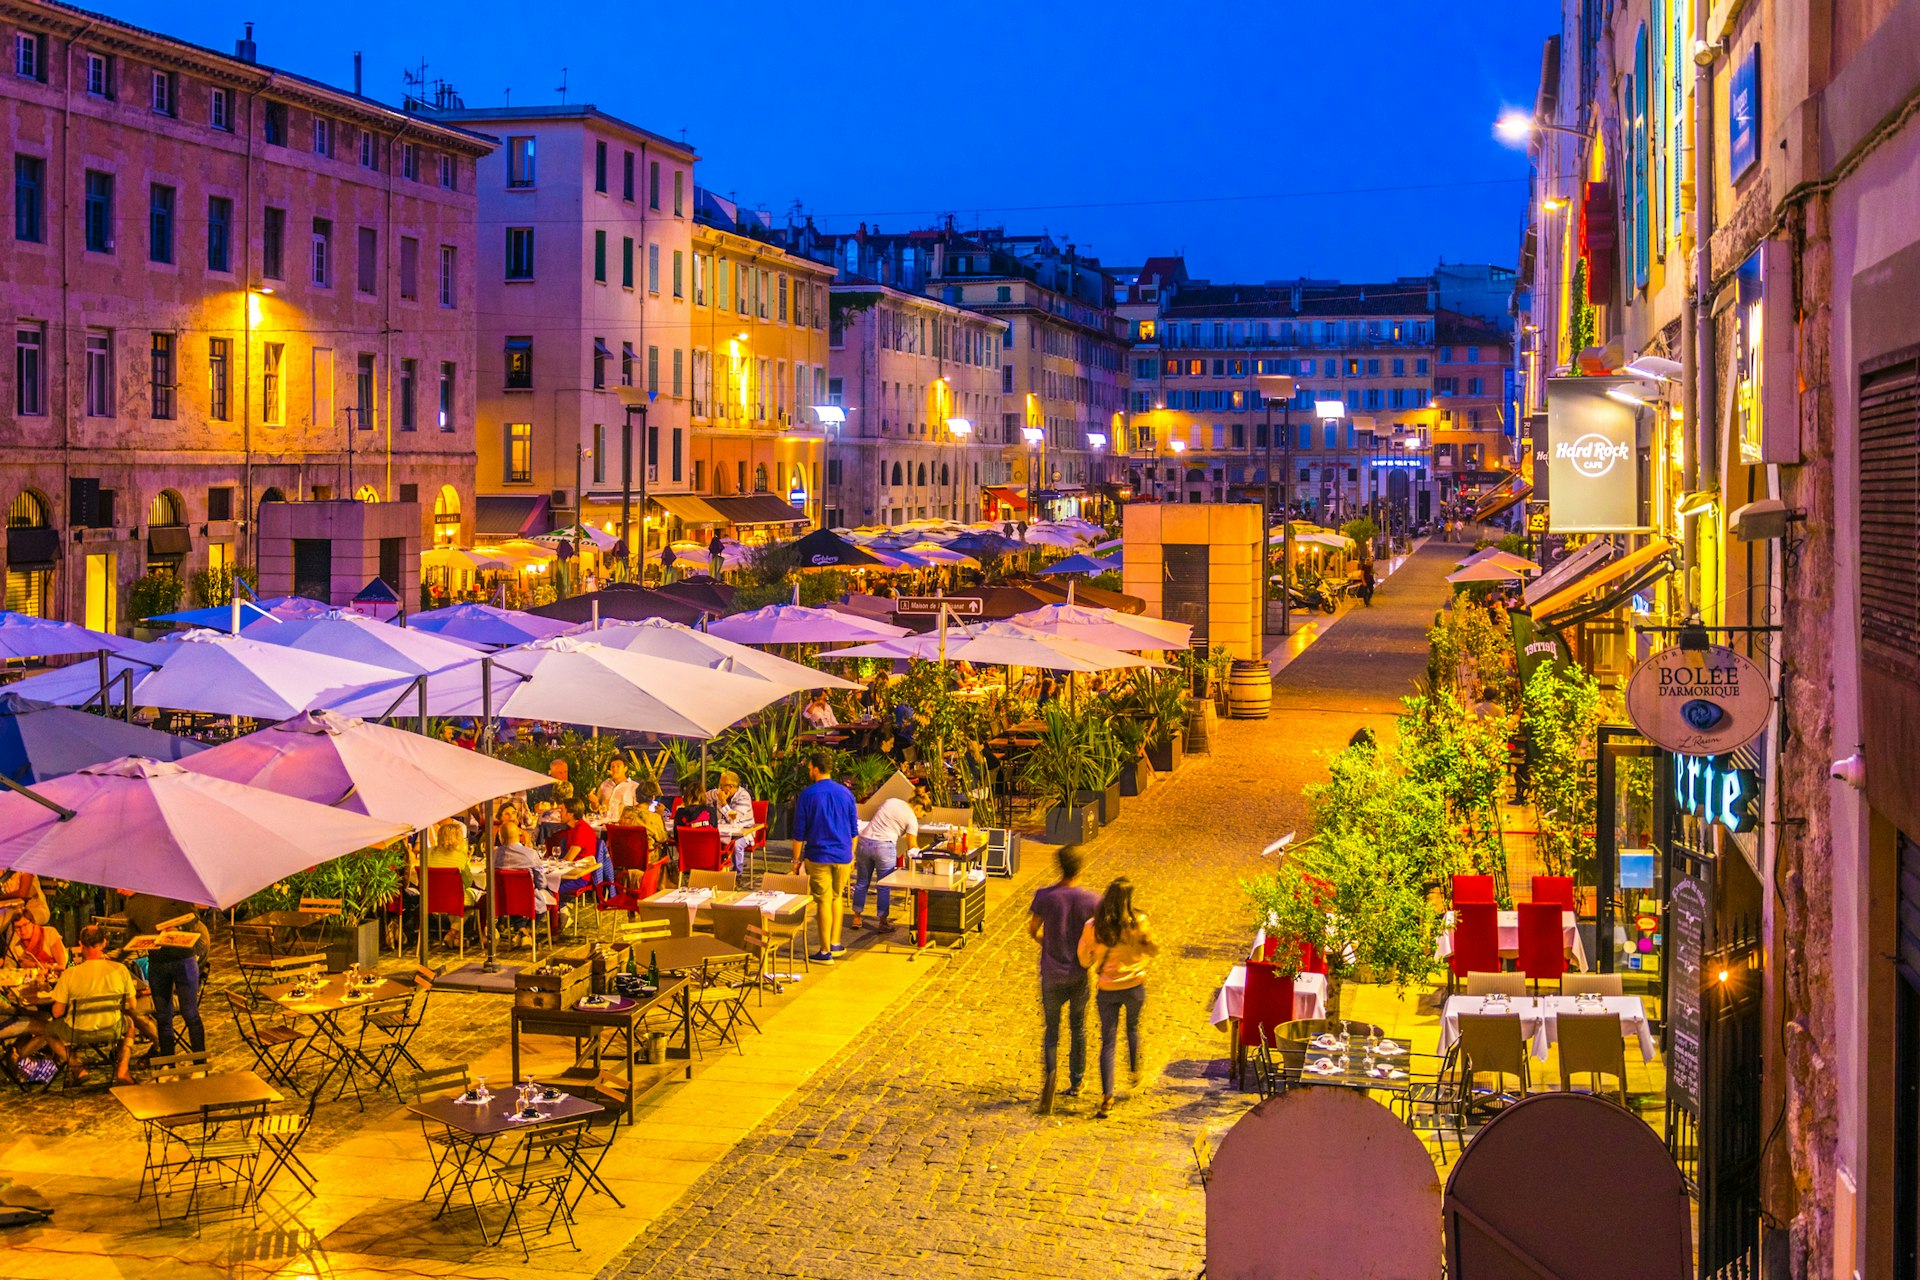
[269,845,404,970]
[1023,704,1100,846]
[1076,715,1124,825]
[1111,717,1152,797]
[1140,673,1188,773]
[129,570,184,639]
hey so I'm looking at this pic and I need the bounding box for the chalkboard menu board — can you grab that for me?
[1667,874,1708,1113]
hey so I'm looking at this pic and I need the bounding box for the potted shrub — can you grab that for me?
[1112,717,1152,798]
[1141,673,1188,773]
[129,570,184,639]
[260,845,404,970]
[1076,715,1123,825]
[1023,705,1100,846]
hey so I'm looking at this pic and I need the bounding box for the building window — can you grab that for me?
[262,206,285,278]
[593,230,606,283]
[647,345,659,395]
[14,325,45,416]
[150,70,173,116]
[438,362,455,430]
[438,153,456,190]
[505,423,532,482]
[14,31,46,81]
[83,170,113,253]
[14,155,44,242]
[594,140,607,193]
[439,245,456,306]
[648,160,660,210]
[621,342,634,387]
[356,226,378,294]
[672,348,683,397]
[207,487,233,521]
[311,217,332,286]
[648,243,660,294]
[209,85,230,130]
[506,136,535,188]
[148,332,175,420]
[399,236,418,299]
[83,50,110,97]
[261,342,283,424]
[206,196,232,272]
[621,237,633,289]
[504,227,534,280]
[673,169,684,216]
[399,358,417,431]
[592,338,607,390]
[83,330,112,417]
[359,129,377,169]
[504,337,532,389]
[355,353,376,430]
[674,251,684,299]
[400,142,419,181]
[592,423,606,482]
[621,151,634,202]
[208,337,229,420]
[312,116,332,156]
[693,253,706,306]
[263,102,286,146]
[147,183,174,264]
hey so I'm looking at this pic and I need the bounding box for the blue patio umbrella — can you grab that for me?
[1040,553,1111,576]
[147,601,282,632]
[0,692,207,784]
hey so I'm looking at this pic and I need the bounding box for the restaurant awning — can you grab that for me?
[983,486,1028,513]
[653,494,730,526]
[147,525,193,558]
[475,495,549,538]
[1474,482,1531,523]
[6,526,59,569]
[1530,539,1678,628]
[705,494,809,525]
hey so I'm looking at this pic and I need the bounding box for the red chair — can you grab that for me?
[751,801,770,852]
[492,868,556,960]
[1448,901,1502,985]
[1530,875,1575,910]
[678,826,724,874]
[606,824,653,874]
[1516,900,1569,992]
[424,868,471,959]
[1451,874,1496,906]
[1297,941,1329,976]
[1239,961,1300,1090]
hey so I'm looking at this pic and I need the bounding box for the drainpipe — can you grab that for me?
[58,24,93,623]
[1689,10,1719,610]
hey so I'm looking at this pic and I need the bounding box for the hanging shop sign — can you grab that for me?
[1728,44,1761,181]
[1545,377,1640,533]
[1625,644,1771,755]
[1672,753,1760,834]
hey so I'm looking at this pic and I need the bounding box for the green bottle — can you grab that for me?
[647,950,660,988]
[625,948,639,979]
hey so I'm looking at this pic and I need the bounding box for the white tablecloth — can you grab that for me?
[1209,967,1330,1029]
[1435,909,1588,972]
[1437,994,1657,1063]
[644,887,801,930]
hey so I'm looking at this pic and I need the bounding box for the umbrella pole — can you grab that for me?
[96,650,113,720]
[481,656,499,973]
[0,774,76,820]
[418,677,431,966]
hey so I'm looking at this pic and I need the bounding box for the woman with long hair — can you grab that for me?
[1076,877,1160,1118]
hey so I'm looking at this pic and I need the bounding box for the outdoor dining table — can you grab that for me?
[508,976,688,1119]
[260,971,414,1103]
[875,866,986,950]
[1435,908,1589,971]
[111,1067,283,1123]
[249,907,332,950]
[408,1087,603,1243]
[643,886,803,932]
[1436,993,1658,1062]
[620,935,748,1070]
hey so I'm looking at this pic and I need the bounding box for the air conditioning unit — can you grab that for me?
[551,489,573,508]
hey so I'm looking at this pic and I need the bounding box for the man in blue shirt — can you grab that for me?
[790,752,858,962]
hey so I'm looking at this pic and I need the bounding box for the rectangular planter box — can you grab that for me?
[323,919,381,972]
[1118,755,1152,797]
[1147,731,1185,774]
[1043,802,1099,846]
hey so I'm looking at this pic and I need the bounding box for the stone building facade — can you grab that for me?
[1,0,490,628]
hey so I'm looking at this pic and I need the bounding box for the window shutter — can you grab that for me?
[1861,346,1920,684]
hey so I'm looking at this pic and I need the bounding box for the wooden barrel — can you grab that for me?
[1227,660,1272,719]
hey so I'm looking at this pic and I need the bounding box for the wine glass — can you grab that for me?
[1336,1020,1351,1054]
[472,1074,488,1101]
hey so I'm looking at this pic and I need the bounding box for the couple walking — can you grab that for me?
[1028,849,1158,1118]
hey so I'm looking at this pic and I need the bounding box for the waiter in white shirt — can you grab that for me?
[593,758,639,822]
[850,794,918,934]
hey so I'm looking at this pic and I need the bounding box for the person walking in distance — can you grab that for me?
[1028,848,1099,1114]
[791,753,858,962]
[1358,555,1377,606]
[1077,877,1160,1118]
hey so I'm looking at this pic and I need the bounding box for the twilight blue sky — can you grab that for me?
[98,0,1559,284]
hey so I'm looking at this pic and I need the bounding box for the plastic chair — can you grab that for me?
[424,868,472,959]
[688,869,736,893]
[606,824,653,874]
[1237,961,1299,1091]
[1464,971,1526,998]
[1516,900,1569,992]
[751,801,769,851]
[1451,874,1496,906]
[1562,972,1623,997]
[678,826,724,874]
[1556,1011,1629,1106]
[1456,1011,1530,1115]
[1530,875,1575,909]
[492,868,554,960]
[1447,901,1501,985]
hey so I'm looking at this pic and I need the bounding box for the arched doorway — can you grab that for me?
[147,490,185,527]
[4,490,56,616]
[432,485,461,544]
[145,489,190,575]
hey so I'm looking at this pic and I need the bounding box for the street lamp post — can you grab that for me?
[1021,425,1044,521]
[1167,438,1187,503]
[1256,375,1296,639]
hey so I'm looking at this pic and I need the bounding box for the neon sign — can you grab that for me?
[1673,754,1758,834]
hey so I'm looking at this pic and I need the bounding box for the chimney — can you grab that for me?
[235,21,257,63]
[352,51,362,96]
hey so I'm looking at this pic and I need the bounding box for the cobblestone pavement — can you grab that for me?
[603,540,1465,1280]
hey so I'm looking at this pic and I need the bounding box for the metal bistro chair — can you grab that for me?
[409,1064,477,1215]
[709,903,774,999]
[257,1085,322,1196]
[1394,1044,1470,1159]
[495,1118,591,1259]
[759,871,814,977]
[362,965,439,1082]
[628,902,691,940]
[687,953,757,1056]
[225,990,311,1094]
[296,896,344,948]
[153,1099,267,1231]
[58,994,133,1084]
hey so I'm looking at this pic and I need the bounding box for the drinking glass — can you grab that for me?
[1336,1021,1351,1053]
[473,1075,488,1100]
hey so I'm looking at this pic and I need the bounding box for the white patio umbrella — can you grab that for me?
[821,622,1166,673]
[1006,603,1193,651]
[405,603,576,649]
[1446,561,1525,585]
[0,612,141,660]
[1022,522,1088,548]
[423,546,512,572]
[1474,549,1541,573]
[1092,538,1123,554]
[535,523,619,552]
[904,542,980,567]
[181,710,552,831]
[241,610,483,675]
[322,635,791,739]
[1,630,404,719]
[0,756,409,909]
[706,604,909,646]
[587,617,860,691]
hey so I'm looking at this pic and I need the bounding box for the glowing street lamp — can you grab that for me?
[1495,109,1588,146]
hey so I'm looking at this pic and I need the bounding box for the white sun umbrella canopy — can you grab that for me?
[1022,522,1090,548]
[0,612,141,660]
[706,603,909,646]
[1446,561,1525,585]
[587,617,860,692]
[821,622,1167,673]
[406,602,576,649]
[241,609,483,675]
[323,635,793,739]
[0,756,410,909]
[1007,603,1193,651]
[0,630,404,719]
[534,523,619,552]
[181,709,553,830]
